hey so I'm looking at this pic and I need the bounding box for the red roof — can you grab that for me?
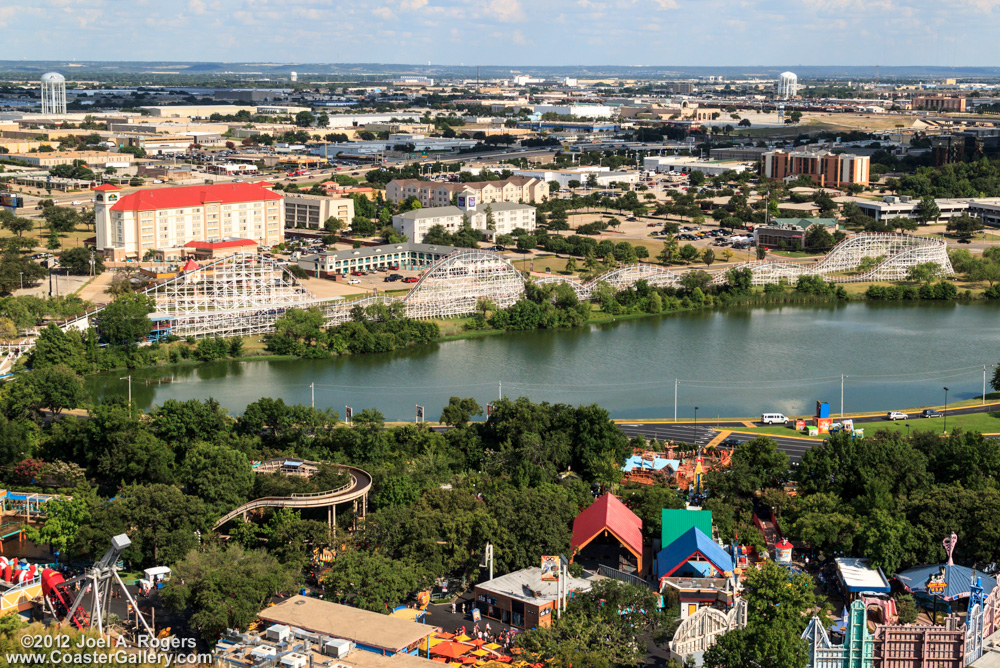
[110,182,282,212]
[183,239,257,250]
[571,493,643,564]
[92,184,121,191]
[181,259,201,272]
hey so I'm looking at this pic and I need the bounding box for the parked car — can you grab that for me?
[347,278,361,285]
[403,276,419,283]
[350,270,364,276]
[886,411,909,421]
[760,413,788,425]
[720,438,742,448]
[921,409,943,418]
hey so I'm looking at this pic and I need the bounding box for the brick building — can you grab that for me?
[761,149,870,187]
[385,176,547,207]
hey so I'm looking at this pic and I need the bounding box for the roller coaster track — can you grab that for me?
[212,461,372,530]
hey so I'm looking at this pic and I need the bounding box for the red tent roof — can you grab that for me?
[181,259,201,272]
[93,183,121,191]
[431,642,471,659]
[571,493,643,565]
[110,182,282,212]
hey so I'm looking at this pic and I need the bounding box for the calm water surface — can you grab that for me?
[84,302,1000,421]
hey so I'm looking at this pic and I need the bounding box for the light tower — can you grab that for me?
[778,71,798,100]
[40,72,67,115]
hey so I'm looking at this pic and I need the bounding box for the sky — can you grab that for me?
[2,0,1000,67]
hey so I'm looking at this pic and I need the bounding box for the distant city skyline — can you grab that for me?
[1,0,998,68]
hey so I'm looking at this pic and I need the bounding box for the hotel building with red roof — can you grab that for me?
[94,182,284,260]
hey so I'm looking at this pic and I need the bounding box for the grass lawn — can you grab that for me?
[736,410,1000,441]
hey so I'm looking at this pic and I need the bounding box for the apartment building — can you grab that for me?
[392,196,536,243]
[761,149,870,187]
[94,182,284,261]
[283,193,355,230]
[385,176,547,207]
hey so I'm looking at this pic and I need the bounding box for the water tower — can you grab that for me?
[40,72,67,115]
[778,71,798,99]
[290,71,298,83]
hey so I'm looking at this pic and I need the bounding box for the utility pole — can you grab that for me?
[120,375,132,414]
[310,382,315,409]
[841,374,848,418]
[674,379,678,422]
[499,381,502,401]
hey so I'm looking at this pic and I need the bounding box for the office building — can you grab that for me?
[474,567,597,629]
[298,242,459,277]
[94,182,283,261]
[761,149,870,187]
[912,96,967,112]
[283,193,355,230]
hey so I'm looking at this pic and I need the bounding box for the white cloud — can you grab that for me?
[189,0,207,14]
[400,0,428,9]
[650,0,679,8]
[493,0,526,22]
[372,5,395,18]
[512,29,527,44]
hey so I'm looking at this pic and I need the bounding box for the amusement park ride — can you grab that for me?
[39,534,153,637]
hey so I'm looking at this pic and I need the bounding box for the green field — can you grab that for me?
[735,410,1000,441]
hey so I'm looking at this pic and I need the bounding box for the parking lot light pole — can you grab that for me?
[694,406,699,446]
[943,387,949,435]
[841,374,848,418]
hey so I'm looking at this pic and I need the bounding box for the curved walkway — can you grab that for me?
[212,460,372,530]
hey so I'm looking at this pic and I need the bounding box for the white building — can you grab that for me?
[283,193,355,230]
[643,156,749,177]
[532,104,615,119]
[513,166,638,189]
[392,196,536,243]
[94,182,284,261]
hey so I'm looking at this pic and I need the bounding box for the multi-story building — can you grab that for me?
[282,193,355,230]
[912,95,967,112]
[392,196,536,243]
[513,166,639,189]
[298,242,459,278]
[931,129,1000,165]
[853,195,969,222]
[94,182,284,261]
[385,176,547,207]
[761,149,870,187]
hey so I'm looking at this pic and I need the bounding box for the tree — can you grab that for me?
[322,549,429,612]
[703,560,815,668]
[803,225,835,252]
[915,197,940,225]
[0,214,32,238]
[181,443,254,512]
[905,261,941,284]
[688,170,705,186]
[97,293,154,346]
[548,180,561,193]
[946,213,984,240]
[20,364,85,414]
[517,579,665,668]
[24,482,100,562]
[163,543,300,641]
[568,180,582,189]
[82,483,209,566]
[722,248,734,263]
[294,110,316,128]
[439,396,483,427]
[702,248,716,267]
[323,216,344,235]
[706,436,788,498]
[28,323,86,372]
[58,247,103,275]
[888,216,919,234]
[41,206,80,234]
[679,244,699,263]
[657,234,679,265]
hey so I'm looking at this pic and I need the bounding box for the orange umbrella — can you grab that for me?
[433,658,448,663]
[433,642,472,659]
[469,639,485,647]
[437,632,455,640]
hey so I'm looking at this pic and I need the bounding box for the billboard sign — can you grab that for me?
[345,406,353,423]
[540,555,560,581]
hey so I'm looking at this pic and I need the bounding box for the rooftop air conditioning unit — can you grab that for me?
[266,624,291,643]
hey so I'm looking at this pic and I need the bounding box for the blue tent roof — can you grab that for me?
[621,455,679,473]
[895,564,997,601]
[656,526,734,580]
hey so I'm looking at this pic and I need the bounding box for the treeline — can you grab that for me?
[265,302,439,358]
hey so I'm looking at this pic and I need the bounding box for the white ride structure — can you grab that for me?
[6,234,955,354]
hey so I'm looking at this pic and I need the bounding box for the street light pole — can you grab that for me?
[18,272,22,291]
[694,406,699,446]
[120,375,132,414]
[943,387,949,435]
[840,374,848,418]
[674,379,678,422]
